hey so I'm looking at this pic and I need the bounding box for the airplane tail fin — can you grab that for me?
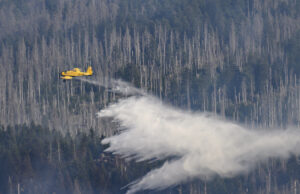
[86,66,93,75]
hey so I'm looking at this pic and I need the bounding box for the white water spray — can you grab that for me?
[98,96,300,194]
[79,78,300,194]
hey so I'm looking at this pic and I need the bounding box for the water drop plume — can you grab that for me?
[98,96,300,194]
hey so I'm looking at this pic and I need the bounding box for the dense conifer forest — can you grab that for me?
[2,124,300,194]
[0,0,300,193]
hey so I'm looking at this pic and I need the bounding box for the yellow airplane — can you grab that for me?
[60,66,93,80]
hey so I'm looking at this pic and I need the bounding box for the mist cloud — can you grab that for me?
[98,95,300,194]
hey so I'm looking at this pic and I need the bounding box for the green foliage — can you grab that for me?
[286,31,300,75]
[245,55,269,93]
[0,124,122,193]
[45,0,59,15]
[1,121,300,193]
[116,63,141,87]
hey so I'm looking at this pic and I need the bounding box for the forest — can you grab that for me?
[0,0,300,193]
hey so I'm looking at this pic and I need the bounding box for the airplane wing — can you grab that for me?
[61,75,73,80]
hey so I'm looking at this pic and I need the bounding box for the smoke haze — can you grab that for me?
[85,78,300,194]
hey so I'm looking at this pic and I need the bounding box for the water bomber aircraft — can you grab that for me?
[60,66,93,81]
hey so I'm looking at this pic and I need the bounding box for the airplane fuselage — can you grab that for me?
[60,66,93,80]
